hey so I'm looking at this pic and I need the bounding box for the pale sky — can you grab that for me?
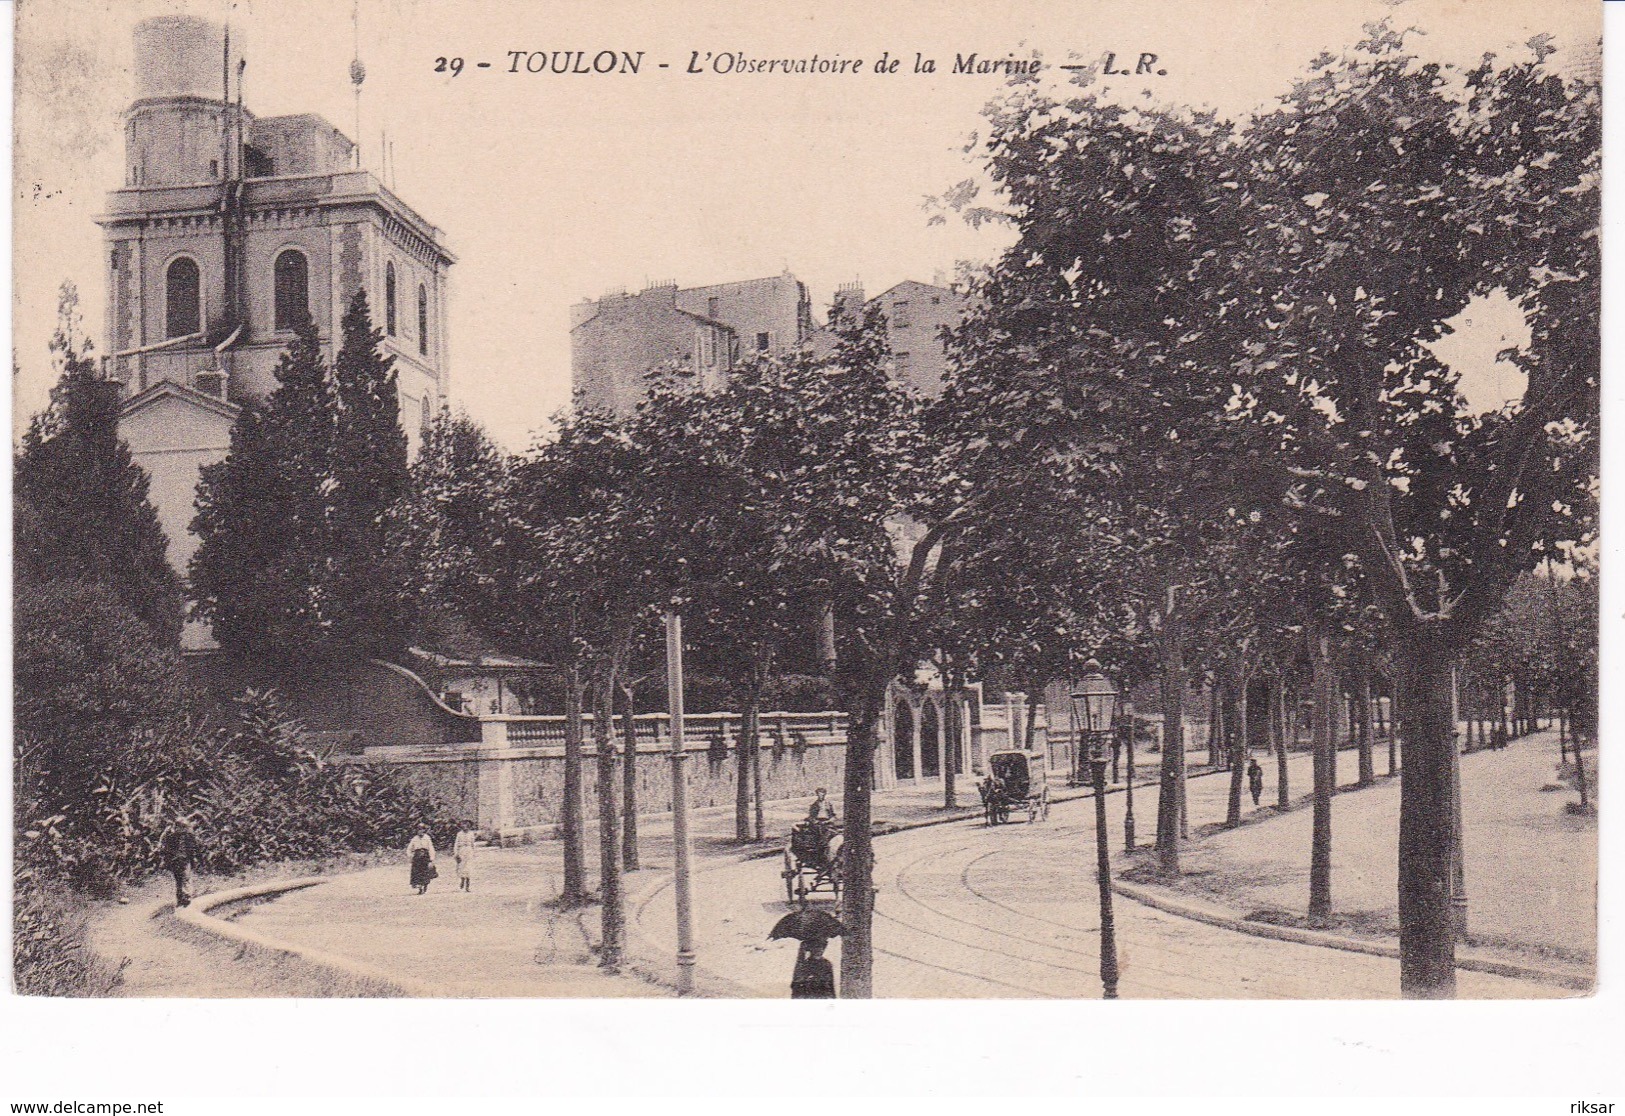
[11,0,1598,449]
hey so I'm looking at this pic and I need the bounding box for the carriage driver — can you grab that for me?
[806,787,837,826]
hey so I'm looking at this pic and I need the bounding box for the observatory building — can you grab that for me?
[100,14,453,641]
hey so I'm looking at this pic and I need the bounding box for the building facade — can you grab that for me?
[99,15,454,646]
[571,282,740,416]
[571,272,813,415]
[808,278,966,398]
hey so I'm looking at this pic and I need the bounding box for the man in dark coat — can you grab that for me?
[791,938,837,999]
[1247,757,1265,807]
[160,816,200,908]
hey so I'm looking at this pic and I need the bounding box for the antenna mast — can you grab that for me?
[350,0,366,169]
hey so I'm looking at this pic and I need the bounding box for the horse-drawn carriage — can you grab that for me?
[783,819,845,904]
[979,749,1051,825]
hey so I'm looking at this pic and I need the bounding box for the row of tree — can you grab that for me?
[132,25,1596,1000]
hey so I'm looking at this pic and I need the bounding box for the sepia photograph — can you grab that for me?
[5,0,1606,1054]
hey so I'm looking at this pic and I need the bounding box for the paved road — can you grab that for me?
[631,781,1568,1000]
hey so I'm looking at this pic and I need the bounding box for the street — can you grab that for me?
[162,733,1585,1000]
[630,772,1570,999]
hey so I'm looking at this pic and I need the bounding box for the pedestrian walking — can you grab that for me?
[790,938,837,999]
[1247,757,1264,807]
[453,822,477,893]
[408,830,437,895]
[160,815,200,908]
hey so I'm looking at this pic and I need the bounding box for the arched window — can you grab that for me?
[165,256,201,338]
[417,284,429,355]
[385,261,397,336]
[273,249,309,330]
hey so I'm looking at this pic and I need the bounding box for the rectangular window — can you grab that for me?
[896,351,912,370]
[893,301,910,328]
[756,331,771,351]
[708,296,721,319]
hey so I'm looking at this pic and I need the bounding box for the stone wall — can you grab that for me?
[351,734,847,832]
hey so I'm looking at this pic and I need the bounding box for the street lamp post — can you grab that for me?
[1122,700,1136,852]
[1072,662,1121,1000]
[665,611,696,995]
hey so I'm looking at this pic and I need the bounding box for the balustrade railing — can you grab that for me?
[482,710,848,750]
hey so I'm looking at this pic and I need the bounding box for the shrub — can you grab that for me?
[12,865,124,996]
[16,690,457,894]
[14,580,189,809]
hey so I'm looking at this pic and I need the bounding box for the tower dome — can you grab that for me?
[124,16,246,188]
[132,15,243,104]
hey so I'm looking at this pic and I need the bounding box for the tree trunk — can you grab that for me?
[1327,686,1339,793]
[619,682,639,872]
[1155,631,1186,875]
[1207,682,1222,768]
[1308,632,1335,923]
[1273,678,1290,809]
[752,707,766,842]
[594,661,624,969]
[736,677,757,843]
[1023,679,1043,754]
[838,686,885,999]
[1226,672,1247,827]
[559,664,590,906]
[1396,640,1458,998]
[1388,682,1400,777]
[1357,675,1375,786]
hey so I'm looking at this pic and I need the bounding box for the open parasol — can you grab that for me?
[768,907,846,942]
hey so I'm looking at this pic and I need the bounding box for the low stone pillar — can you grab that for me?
[477,717,514,831]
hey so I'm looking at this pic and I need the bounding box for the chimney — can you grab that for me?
[832,280,866,322]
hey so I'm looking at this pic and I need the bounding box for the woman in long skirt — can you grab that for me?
[453,823,476,893]
[407,830,436,895]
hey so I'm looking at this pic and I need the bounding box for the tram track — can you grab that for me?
[875,808,1402,998]
[877,830,1242,998]
[627,757,1468,998]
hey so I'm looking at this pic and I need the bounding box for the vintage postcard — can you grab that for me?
[10,0,1600,1027]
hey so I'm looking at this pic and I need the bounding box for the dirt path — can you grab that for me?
[84,880,310,997]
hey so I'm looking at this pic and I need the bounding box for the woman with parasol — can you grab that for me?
[770,906,844,999]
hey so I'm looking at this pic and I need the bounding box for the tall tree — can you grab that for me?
[1224,34,1599,994]
[947,29,1595,998]
[633,362,815,842]
[390,405,511,651]
[16,283,184,645]
[691,303,929,997]
[496,411,654,949]
[328,290,417,658]
[192,292,416,670]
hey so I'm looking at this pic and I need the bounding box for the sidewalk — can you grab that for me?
[1119,728,1596,977]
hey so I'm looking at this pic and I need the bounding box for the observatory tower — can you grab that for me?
[99,14,455,635]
